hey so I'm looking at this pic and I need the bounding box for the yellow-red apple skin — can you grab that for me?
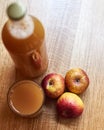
[65,68,89,94]
[41,73,65,98]
[56,92,84,118]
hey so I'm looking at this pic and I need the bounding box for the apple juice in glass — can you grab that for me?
[2,2,48,78]
[7,80,45,117]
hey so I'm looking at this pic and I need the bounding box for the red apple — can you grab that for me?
[65,68,89,94]
[41,73,65,98]
[56,92,84,118]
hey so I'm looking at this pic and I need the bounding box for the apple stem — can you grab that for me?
[49,80,54,85]
[76,79,80,83]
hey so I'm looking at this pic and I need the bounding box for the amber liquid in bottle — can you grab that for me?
[2,15,48,78]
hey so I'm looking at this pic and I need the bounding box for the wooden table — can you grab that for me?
[0,0,104,130]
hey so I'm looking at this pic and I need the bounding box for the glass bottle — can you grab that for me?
[2,2,48,78]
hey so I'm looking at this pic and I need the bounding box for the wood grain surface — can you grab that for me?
[0,0,104,130]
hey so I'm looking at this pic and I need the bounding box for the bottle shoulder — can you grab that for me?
[2,15,45,53]
[6,15,34,39]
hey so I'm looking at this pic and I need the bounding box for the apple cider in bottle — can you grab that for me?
[2,2,48,78]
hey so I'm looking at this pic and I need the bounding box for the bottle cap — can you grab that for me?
[7,2,26,20]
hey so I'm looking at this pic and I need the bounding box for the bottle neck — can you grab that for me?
[7,15,35,39]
